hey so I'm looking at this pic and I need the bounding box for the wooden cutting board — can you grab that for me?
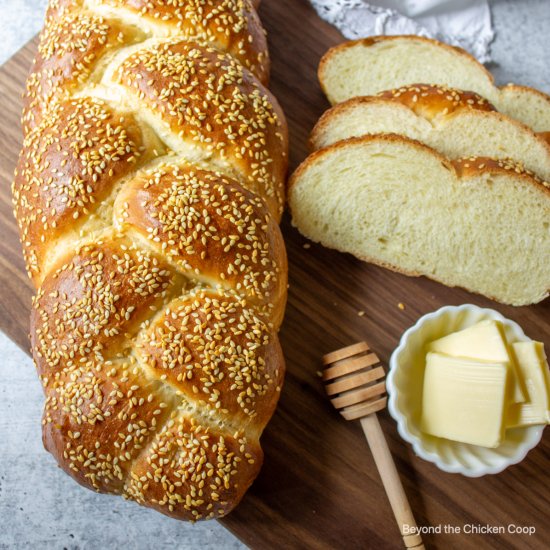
[1,1,549,548]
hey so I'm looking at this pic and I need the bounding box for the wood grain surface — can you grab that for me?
[1,1,549,548]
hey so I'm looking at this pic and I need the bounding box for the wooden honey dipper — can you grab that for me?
[322,342,425,550]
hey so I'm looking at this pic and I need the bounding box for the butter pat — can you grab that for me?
[421,352,509,448]
[507,342,550,428]
[427,320,526,403]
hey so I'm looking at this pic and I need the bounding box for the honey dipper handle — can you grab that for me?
[360,415,425,550]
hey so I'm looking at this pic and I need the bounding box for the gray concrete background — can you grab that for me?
[1,0,549,549]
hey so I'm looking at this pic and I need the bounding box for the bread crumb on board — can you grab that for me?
[398,302,406,310]
[303,243,311,249]
[357,310,365,317]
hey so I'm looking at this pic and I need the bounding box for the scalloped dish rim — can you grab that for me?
[387,304,545,477]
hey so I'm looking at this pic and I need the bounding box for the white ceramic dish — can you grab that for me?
[387,304,545,477]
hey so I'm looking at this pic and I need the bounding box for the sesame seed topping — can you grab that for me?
[137,288,280,419]
[100,0,269,83]
[23,10,128,133]
[378,83,496,121]
[452,156,550,188]
[15,0,287,522]
[13,98,145,282]
[114,162,284,312]
[116,41,286,217]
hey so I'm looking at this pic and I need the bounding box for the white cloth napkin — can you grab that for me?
[310,0,494,62]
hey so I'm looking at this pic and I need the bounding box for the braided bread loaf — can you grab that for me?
[12,0,288,521]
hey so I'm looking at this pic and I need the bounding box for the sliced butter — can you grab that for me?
[421,352,509,448]
[506,341,550,428]
[427,320,526,403]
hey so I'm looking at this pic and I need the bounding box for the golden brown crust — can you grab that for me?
[44,0,82,18]
[13,0,287,522]
[31,238,178,376]
[377,83,496,119]
[23,8,138,134]
[115,41,288,220]
[452,156,550,192]
[38,287,284,519]
[136,289,285,429]
[126,415,264,520]
[13,98,153,284]
[24,0,271,135]
[97,0,270,84]
[41,356,176,494]
[113,162,287,324]
[33,238,284,517]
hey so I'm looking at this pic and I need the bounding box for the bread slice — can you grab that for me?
[289,135,550,305]
[318,36,550,132]
[310,84,550,182]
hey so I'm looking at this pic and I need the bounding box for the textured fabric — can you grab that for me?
[310,0,494,62]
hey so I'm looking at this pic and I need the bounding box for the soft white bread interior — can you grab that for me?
[289,135,550,306]
[310,84,550,182]
[318,36,550,132]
